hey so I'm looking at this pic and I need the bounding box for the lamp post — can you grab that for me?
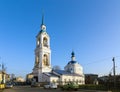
[1,63,4,84]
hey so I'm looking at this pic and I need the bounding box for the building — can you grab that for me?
[28,15,85,85]
[0,71,10,84]
[85,74,98,85]
[26,73,34,84]
[15,76,25,82]
[99,74,120,85]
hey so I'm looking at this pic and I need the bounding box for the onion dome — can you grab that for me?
[68,51,78,64]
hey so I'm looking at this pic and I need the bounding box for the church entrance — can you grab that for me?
[34,76,38,82]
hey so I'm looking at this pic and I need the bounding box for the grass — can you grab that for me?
[79,84,120,92]
[79,84,107,90]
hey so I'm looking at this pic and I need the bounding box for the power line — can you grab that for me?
[83,56,120,66]
[83,57,113,66]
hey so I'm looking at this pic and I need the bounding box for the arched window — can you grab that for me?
[35,56,39,67]
[43,37,48,47]
[43,54,49,66]
[52,80,56,84]
[69,79,71,82]
[37,38,40,46]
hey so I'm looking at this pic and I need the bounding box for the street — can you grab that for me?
[2,86,110,92]
[3,86,61,92]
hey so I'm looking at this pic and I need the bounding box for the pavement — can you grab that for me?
[2,86,111,92]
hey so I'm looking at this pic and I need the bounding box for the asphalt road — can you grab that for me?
[3,86,110,92]
[3,86,63,92]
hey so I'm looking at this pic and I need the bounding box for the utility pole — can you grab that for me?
[1,63,3,84]
[112,57,116,89]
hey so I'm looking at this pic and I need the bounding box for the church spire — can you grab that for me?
[41,13,44,25]
[40,12,46,31]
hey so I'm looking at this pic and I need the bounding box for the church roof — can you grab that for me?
[53,70,82,76]
[40,30,46,33]
[54,70,70,75]
[68,60,77,64]
[43,72,59,77]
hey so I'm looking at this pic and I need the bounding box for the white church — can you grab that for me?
[27,15,85,85]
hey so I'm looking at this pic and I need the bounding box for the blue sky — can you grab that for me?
[0,0,120,78]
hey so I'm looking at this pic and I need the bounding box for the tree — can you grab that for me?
[11,74,15,80]
[52,65,61,70]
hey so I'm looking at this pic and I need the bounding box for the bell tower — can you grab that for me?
[33,14,52,82]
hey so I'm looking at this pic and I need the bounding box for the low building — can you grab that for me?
[99,74,120,85]
[15,76,25,82]
[85,74,98,84]
[0,71,10,84]
[26,73,34,84]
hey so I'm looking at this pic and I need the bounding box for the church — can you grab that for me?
[27,15,85,85]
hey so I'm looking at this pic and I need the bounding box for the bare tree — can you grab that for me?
[53,65,61,70]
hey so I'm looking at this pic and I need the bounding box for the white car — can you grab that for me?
[44,83,57,89]
[5,84,13,88]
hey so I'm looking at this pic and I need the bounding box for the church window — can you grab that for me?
[79,80,81,83]
[76,79,78,84]
[35,55,39,67]
[64,79,66,83]
[37,38,40,46]
[43,54,49,66]
[69,79,71,82]
[71,68,74,73]
[43,37,48,47]
[52,80,55,83]
[64,79,66,84]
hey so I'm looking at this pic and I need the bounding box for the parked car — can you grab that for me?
[5,84,13,88]
[31,82,40,87]
[44,83,57,89]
